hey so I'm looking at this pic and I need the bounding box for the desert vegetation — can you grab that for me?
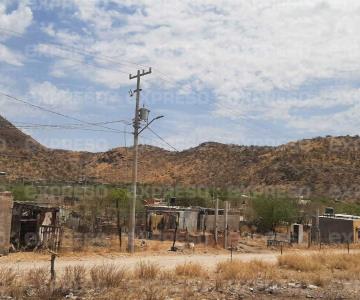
[1,252,360,299]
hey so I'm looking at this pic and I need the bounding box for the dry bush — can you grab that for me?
[0,267,17,287]
[158,270,177,282]
[324,253,360,280]
[278,253,323,272]
[90,264,127,288]
[142,284,167,300]
[291,271,328,287]
[215,275,226,291]
[278,252,360,285]
[216,260,277,283]
[134,261,160,280]
[326,253,360,270]
[60,265,87,290]
[307,273,327,287]
[0,267,24,299]
[26,267,49,289]
[175,262,206,278]
[25,267,52,299]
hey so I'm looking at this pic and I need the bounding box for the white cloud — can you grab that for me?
[0,1,32,66]
[27,0,360,147]
[63,1,360,93]
[0,44,24,66]
[29,81,82,112]
[0,1,33,38]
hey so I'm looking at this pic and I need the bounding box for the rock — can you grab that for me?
[265,285,278,294]
[308,284,319,290]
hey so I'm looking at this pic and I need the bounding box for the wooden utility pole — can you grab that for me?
[116,199,122,250]
[128,68,152,253]
[214,197,219,245]
[224,201,229,249]
[316,208,320,244]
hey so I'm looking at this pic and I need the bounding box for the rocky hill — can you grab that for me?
[0,116,360,200]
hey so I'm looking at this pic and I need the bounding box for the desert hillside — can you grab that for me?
[0,116,359,200]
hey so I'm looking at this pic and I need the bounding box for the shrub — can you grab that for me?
[25,267,51,299]
[175,262,206,278]
[278,254,323,272]
[26,267,49,289]
[0,267,17,287]
[90,264,127,288]
[61,265,87,290]
[216,260,277,283]
[134,261,160,280]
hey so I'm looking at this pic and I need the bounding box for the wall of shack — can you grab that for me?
[0,192,14,255]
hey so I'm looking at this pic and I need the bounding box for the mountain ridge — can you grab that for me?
[0,116,360,201]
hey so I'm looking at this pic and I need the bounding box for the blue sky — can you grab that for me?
[1,0,360,152]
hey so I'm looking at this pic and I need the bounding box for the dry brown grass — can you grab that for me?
[25,267,49,289]
[90,264,127,288]
[278,253,323,272]
[60,265,87,290]
[0,267,17,287]
[277,252,360,286]
[158,269,177,282]
[134,261,160,280]
[0,267,24,300]
[175,262,206,278]
[1,251,360,299]
[25,267,52,299]
[216,259,277,283]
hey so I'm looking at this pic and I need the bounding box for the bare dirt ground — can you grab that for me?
[0,243,356,273]
[2,241,360,299]
[0,251,278,272]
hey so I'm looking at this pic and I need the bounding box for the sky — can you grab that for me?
[1,0,360,152]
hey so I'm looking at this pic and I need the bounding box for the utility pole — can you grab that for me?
[316,208,320,244]
[224,201,229,249]
[214,197,219,245]
[128,68,152,253]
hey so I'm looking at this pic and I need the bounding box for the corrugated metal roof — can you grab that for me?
[320,213,360,220]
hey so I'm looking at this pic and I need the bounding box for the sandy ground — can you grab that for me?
[0,251,278,273]
[1,247,357,273]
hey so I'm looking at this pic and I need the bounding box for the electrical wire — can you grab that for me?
[0,27,275,146]
[146,126,178,151]
[12,120,131,129]
[0,91,131,134]
[0,126,131,134]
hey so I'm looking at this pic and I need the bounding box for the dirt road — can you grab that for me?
[0,251,278,272]
[1,248,356,273]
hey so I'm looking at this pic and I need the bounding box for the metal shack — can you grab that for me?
[10,202,62,251]
[0,192,13,255]
[145,204,242,234]
[146,205,200,233]
[315,213,360,244]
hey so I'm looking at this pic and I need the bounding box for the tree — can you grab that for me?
[11,184,36,202]
[251,194,297,233]
[106,188,129,250]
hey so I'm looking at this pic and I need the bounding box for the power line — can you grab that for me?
[0,125,131,134]
[12,120,131,128]
[0,27,274,146]
[0,91,133,134]
[0,26,219,111]
[146,126,178,151]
